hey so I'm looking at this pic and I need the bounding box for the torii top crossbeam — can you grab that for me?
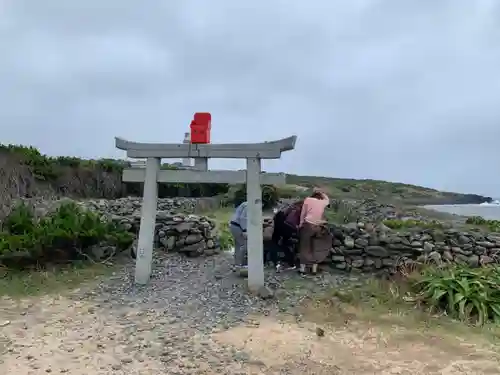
[115,136,297,159]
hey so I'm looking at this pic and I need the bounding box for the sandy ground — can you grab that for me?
[1,293,499,375]
[213,317,500,374]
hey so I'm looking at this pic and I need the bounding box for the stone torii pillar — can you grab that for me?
[115,135,297,291]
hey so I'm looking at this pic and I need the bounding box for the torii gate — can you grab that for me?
[115,116,297,291]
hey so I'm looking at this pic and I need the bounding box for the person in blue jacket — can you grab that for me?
[229,201,248,271]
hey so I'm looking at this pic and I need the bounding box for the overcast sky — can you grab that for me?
[2,0,500,196]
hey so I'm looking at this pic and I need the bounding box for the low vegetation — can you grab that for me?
[383,219,445,230]
[1,143,492,208]
[330,262,500,328]
[286,174,491,204]
[324,200,360,224]
[0,201,134,269]
[466,216,500,232]
[0,201,136,296]
[0,143,230,217]
[0,262,116,297]
[414,265,500,325]
[206,208,234,251]
[231,184,280,209]
[217,222,235,250]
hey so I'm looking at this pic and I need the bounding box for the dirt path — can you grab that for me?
[1,253,499,374]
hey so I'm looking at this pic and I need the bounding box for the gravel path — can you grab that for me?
[2,252,498,374]
[0,252,352,374]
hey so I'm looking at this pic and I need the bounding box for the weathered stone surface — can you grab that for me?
[79,197,220,257]
[261,209,500,275]
[32,196,500,269]
[365,246,388,257]
[313,220,500,275]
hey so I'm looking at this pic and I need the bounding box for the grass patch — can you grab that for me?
[0,261,118,298]
[333,264,500,326]
[324,200,360,224]
[300,277,500,347]
[292,264,500,350]
[205,207,277,251]
[206,207,233,224]
[383,219,445,230]
[206,208,234,251]
[466,216,500,233]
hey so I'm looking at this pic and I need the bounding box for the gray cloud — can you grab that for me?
[1,0,500,195]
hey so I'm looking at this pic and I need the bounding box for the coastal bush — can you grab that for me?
[383,219,444,230]
[334,263,500,327]
[275,185,300,199]
[326,200,359,223]
[0,202,134,269]
[217,222,234,250]
[0,143,230,198]
[0,144,128,180]
[412,264,500,326]
[465,216,500,232]
[232,184,279,209]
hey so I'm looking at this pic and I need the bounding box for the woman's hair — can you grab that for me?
[311,191,324,199]
[311,187,327,200]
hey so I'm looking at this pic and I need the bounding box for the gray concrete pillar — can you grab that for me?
[246,157,265,290]
[135,157,160,284]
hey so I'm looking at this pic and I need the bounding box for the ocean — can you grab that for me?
[425,200,500,220]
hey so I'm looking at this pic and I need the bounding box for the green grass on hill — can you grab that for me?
[285,174,491,205]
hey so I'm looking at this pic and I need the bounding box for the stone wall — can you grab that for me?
[264,218,500,273]
[79,197,220,256]
[81,196,221,215]
[329,222,500,272]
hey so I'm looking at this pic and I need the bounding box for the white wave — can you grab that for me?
[480,200,500,206]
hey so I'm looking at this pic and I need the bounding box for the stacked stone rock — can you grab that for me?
[82,196,205,215]
[81,198,220,257]
[261,218,500,273]
[329,222,500,273]
[328,198,430,223]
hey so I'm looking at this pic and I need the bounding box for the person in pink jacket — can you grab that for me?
[298,188,330,274]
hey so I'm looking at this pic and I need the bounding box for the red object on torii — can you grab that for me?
[190,112,211,144]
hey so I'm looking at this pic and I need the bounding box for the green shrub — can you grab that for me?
[0,202,134,268]
[217,222,234,250]
[0,143,230,198]
[0,143,128,181]
[233,184,279,209]
[0,144,57,180]
[465,216,500,232]
[466,216,488,225]
[383,219,444,230]
[326,200,359,223]
[412,264,500,326]
[275,186,300,199]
